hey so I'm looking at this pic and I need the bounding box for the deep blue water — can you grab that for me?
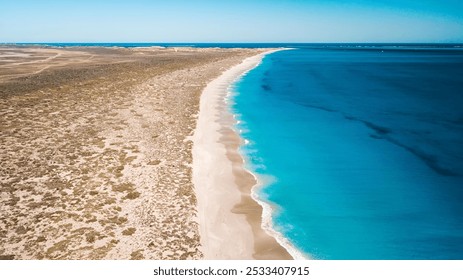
[3,42,463,50]
[232,46,463,259]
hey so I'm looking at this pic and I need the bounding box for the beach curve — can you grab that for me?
[193,49,293,259]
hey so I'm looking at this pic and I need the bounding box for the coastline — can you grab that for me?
[193,49,293,259]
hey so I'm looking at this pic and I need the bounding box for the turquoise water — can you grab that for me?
[232,46,463,259]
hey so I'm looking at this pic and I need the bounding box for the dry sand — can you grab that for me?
[0,46,277,260]
[193,50,292,259]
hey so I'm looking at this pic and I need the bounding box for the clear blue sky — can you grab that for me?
[1,0,462,43]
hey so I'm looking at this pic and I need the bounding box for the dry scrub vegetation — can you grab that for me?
[0,46,262,259]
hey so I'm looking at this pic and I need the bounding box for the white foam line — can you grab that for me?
[252,182,310,260]
[227,48,311,260]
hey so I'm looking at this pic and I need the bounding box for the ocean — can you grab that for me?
[231,45,463,259]
[5,42,463,49]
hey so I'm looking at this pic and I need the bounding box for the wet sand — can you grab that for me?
[193,50,292,259]
[0,46,270,259]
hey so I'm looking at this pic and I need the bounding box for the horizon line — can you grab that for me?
[2,42,463,45]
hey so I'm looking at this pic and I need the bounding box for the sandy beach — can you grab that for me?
[0,46,287,259]
[193,50,292,259]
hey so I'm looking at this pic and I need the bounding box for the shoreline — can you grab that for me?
[193,49,293,259]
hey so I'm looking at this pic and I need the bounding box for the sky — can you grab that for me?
[1,0,463,43]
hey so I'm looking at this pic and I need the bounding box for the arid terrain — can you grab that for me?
[0,46,262,260]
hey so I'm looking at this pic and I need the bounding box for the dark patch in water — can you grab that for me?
[301,103,337,113]
[386,138,458,176]
[293,104,457,176]
[353,117,456,176]
[364,121,391,135]
[261,84,272,91]
[344,115,391,135]
[344,115,355,120]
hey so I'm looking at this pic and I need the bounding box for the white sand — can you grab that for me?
[193,50,283,259]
